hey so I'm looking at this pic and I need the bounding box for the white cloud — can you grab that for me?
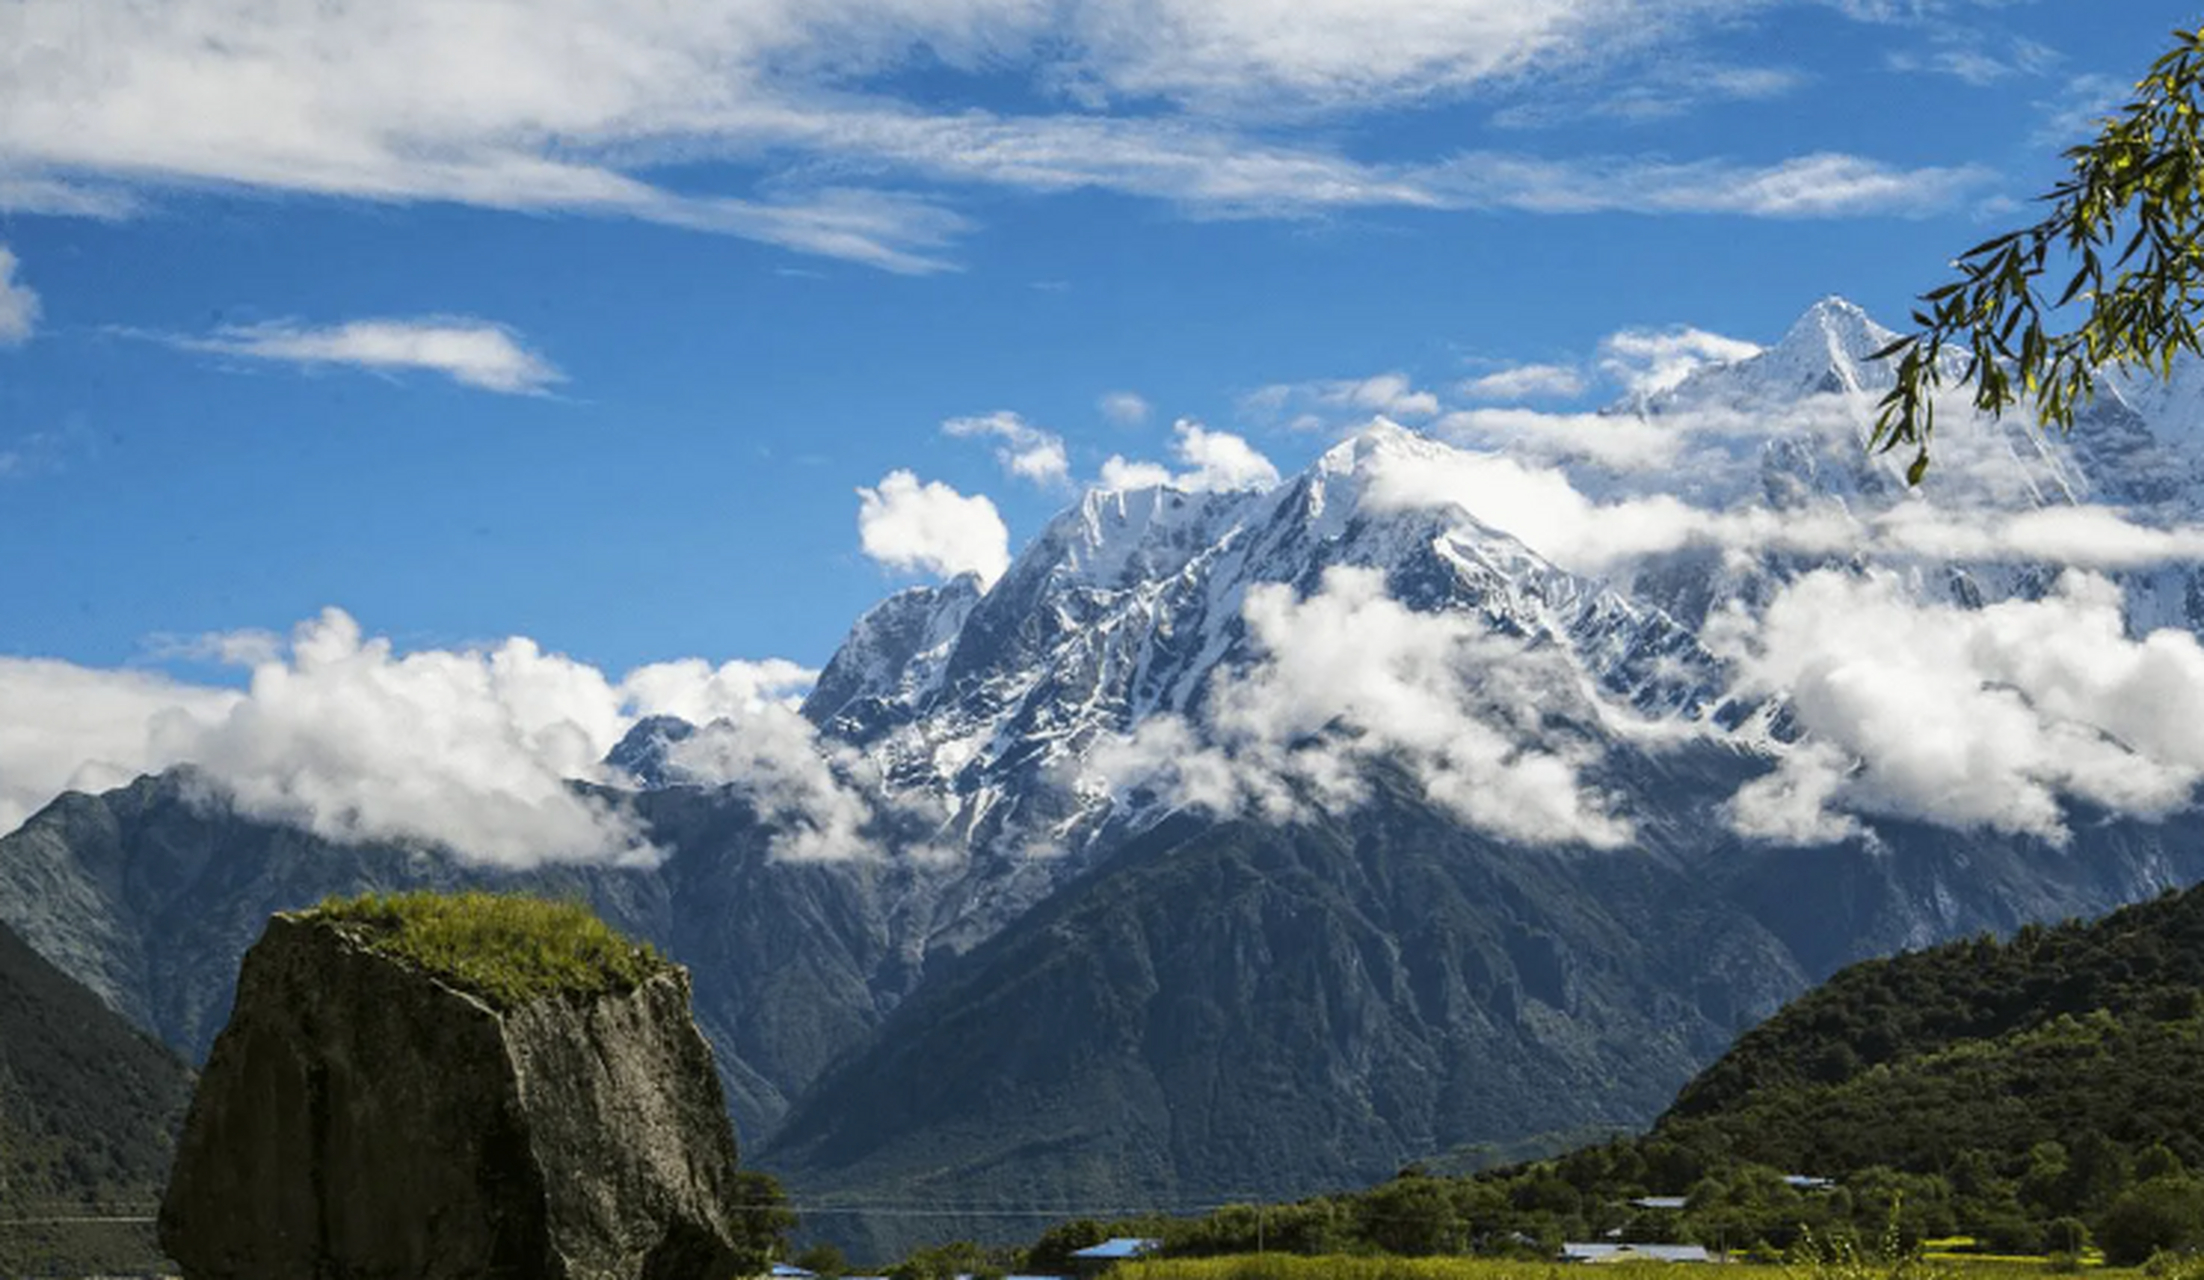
[0,246,40,346]
[1420,151,1992,218]
[1089,566,1632,847]
[664,722,884,863]
[168,317,564,394]
[0,0,1993,268]
[0,661,240,838]
[1489,60,1803,129]
[857,469,1012,586]
[1460,362,1586,401]
[0,611,914,866]
[1711,570,2204,844]
[943,410,1072,486]
[1371,419,2204,579]
[1245,372,1441,431]
[1599,325,1762,396]
[1100,419,1279,493]
[620,656,818,723]
[2033,73,2129,146]
[1098,390,1152,427]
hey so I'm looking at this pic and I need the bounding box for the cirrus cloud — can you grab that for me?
[0,246,40,346]
[160,317,565,394]
[0,0,1996,268]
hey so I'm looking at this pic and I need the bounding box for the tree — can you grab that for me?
[729,1170,799,1275]
[2097,1175,2204,1265]
[1871,28,2204,483]
[1024,1219,1109,1273]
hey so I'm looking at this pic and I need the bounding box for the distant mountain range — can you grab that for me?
[8,297,2204,1259]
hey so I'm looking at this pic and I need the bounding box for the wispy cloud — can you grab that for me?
[163,318,564,394]
[943,410,1072,487]
[1459,362,1587,402]
[1886,35,2058,86]
[1243,372,1441,432]
[0,246,40,346]
[2033,73,2131,146]
[1420,151,1993,218]
[0,0,1997,268]
[1098,390,1152,427]
[1598,325,1762,396]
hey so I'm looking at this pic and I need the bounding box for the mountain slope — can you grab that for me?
[0,912,193,1275]
[0,771,930,1145]
[1656,880,2204,1177]
[762,762,2204,1258]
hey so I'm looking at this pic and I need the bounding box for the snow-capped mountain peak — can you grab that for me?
[1659,294,1899,411]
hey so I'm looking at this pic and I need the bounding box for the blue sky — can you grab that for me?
[1,0,2198,684]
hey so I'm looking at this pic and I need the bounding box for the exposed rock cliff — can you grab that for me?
[159,898,748,1280]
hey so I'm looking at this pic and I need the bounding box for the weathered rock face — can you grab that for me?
[158,913,747,1280]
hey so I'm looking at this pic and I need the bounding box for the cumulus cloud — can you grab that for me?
[1711,570,2204,844]
[1100,419,1279,493]
[857,470,1012,586]
[167,317,564,394]
[943,410,1072,486]
[1244,373,1442,431]
[0,246,39,346]
[0,661,239,838]
[1088,566,1632,847]
[0,0,1991,267]
[0,610,915,866]
[1460,362,1586,401]
[664,723,884,863]
[620,656,817,723]
[1098,390,1152,427]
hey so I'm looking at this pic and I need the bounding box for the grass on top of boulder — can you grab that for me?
[306,891,670,1010]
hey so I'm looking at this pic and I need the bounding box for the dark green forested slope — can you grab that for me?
[1667,883,2204,1121]
[0,913,194,1273]
[1001,882,2204,1272]
[1657,881,2204,1173]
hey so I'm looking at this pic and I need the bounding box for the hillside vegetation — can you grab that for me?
[980,883,2204,1273]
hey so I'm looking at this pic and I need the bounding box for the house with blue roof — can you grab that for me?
[1068,1237,1162,1276]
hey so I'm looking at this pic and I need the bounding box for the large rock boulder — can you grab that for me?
[159,893,751,1280]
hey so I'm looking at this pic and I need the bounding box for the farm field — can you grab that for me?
[1116,1255,2136,1280]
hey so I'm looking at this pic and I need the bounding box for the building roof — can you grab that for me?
[1562,1243,1713,1263]
[1071,1238,1163,1260]
[1630,1196,1689,1211]
[1783,1175,1837,1190]
[771,1266,817,1279]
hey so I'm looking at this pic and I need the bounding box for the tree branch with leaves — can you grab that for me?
[1872,27,2204,485]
